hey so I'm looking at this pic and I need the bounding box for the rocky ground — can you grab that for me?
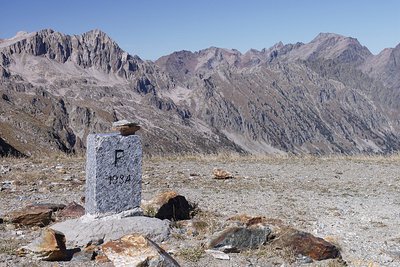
[1,154,400,266]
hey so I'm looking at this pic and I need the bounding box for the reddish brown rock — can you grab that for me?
[58,201,85,218]
[274,228,340,261]
[213,168,233,179]
[19,228,67,261]
[8,206,54,227]
[141,191,196,220]
[102,234,180,266]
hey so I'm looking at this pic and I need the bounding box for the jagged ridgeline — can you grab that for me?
[1,29,400,156]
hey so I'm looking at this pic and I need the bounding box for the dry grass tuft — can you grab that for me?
[242,245,296,264]
[178,246,204,262]
[191,210,221,235]
[0,238,23,255]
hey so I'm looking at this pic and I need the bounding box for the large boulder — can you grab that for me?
[142,191,196,221]
[102,234,180,266]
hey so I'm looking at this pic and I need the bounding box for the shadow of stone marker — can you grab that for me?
[85,133,142,218]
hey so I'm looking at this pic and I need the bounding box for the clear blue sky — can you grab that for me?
[1,0,399,60]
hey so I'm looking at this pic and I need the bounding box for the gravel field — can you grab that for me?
[1,154,400,266]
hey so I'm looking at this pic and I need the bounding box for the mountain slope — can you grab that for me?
[0,29,241,156]
[1,29,400,156]
[156,34,400,154]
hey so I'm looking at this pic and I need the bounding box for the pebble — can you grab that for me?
[1,180,16,191]
[62,176,73,181]
[0,165,11,174]
[16,230,24,235]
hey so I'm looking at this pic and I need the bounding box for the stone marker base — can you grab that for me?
[83,207,143,220]
[50,216,170,248]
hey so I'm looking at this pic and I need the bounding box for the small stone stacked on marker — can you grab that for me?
[112,120,140,136]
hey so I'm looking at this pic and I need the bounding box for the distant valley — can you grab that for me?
[1,29,400,156]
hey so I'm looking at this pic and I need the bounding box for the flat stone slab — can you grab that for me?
[112,120,139,127]
[112,120,141,136]
[50,216,170,248]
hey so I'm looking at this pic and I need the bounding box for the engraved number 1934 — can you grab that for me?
[108,174,131,185]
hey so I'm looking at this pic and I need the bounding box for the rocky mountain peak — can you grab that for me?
[79,29,118,49]
[83,29,108,37]
[15,31,30,37]
[269,41,285,51]
[0,29,147,81]
[156,46,243,82]
[286,32,372,63]
[312,32,346,42]
[197,47,242,62]
[361,41,400,91]
[155,50,198,82]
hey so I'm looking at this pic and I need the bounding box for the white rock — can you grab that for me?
[205,249,230,260]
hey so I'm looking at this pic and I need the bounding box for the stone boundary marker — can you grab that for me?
[85,133,142,217]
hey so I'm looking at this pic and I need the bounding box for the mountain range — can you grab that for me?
[1,29,400,156]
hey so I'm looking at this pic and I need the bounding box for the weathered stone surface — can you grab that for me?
[273,228,340,261]
[50,216,170,247]
[209,224,272,252]
[7,206,53,227]
[85,133,142,217]
[70,249,96,262]
[142,191,196,220]
[112,120,141,136]
[102,234,180,267]
[213,168,233,179]
[20,228,68,261]
[59,202,85,218]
